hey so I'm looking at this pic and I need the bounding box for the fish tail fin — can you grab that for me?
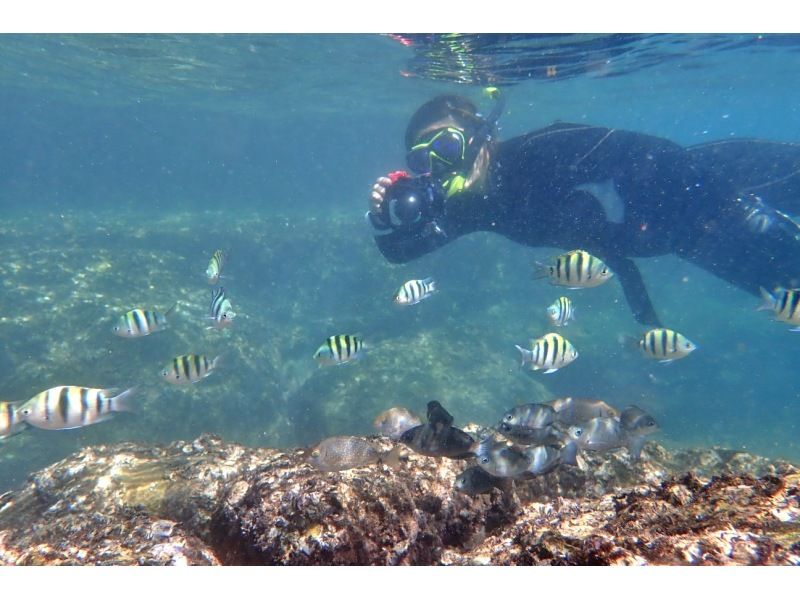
[618,333,641,353]
[514,344,529,369]
[424,277,438,294]
[532,261,550,280]
[757,287,776,312]
[380,445,406,470]
[560,440,579,467]
[110,386,138,413]
[212,354,225,370]
[164,302,178,320]
[628,436,647,462]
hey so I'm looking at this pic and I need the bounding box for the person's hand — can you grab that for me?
[370,170,410,216]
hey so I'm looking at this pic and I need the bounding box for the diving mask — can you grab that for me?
[406,127,466,175]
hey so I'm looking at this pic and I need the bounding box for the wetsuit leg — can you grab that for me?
[677,192,800,295]
[602,254,663,327]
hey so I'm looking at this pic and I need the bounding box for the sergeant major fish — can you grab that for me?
[474,436,532,478]
[638,328,697,363]
[515,332,578,373]
[206,249,227,285]
[546,296,575,327]
[395,278,437,305]
[160,354,220,384]
[207,287,236,330]
[112,305,176,338]
[535,249,613,289]
[373,407,422,440]
[313,334,365,366]
[306,436,401,472]
[18,386,136,431]
[758,287,800,330]
[0,401,26,439]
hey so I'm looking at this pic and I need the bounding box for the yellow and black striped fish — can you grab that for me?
[314,334,365,366]
[546,296,575,327]
[514,332,578,374]
[161,354,220,385]
[112,305,176,338]
[208,287,236,329]
[206,250,227,285]
[758,287,800,330]
[0,401,26,439]
[395,278,437,305]
[535,250,613,289]
[18,386,136,431]
[638,328,697,362]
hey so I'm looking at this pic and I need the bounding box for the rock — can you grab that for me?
[0,434,797,565]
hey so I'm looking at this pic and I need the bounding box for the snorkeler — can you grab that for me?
[367,92,800,326]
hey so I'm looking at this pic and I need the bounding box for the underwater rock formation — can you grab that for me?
[0,434,797,565]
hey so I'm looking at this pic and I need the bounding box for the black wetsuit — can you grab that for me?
[370,123,800,326]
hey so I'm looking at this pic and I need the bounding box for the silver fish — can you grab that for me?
[497,422,562,446]
[568,415,653,461]
[546,296,575,327]
[619,405,659,437]
[520,443,578,478]
[395,277,437,305]
[160,354,220,385]
[18,386,136,431]
[546,397,620,426]
[515,332,578,373]
[474,437,532,478]
[112,305,175,338]
[455,465,511,496]
[499,403,556,429]
[373,407,422,440]
[208,287,236,330]
[306,436,400,472]
[535,250,613,289]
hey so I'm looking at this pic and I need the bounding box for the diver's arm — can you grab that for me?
[601,254,662,327]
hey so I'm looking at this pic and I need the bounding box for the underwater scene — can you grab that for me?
[0,34,799,565]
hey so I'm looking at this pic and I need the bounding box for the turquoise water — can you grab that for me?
[1,34,799,491]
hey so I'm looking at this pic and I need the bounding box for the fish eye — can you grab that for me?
[480,456,490,464]
[685,343,692,348]
[574,429,583,437]
[21,409,30,416]
[503,414,513,422]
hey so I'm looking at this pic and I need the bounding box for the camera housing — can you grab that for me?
[383,176,441,232]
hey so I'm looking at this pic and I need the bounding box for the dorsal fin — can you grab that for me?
[426,400,454,427]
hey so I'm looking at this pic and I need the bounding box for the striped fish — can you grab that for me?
[638,328,697,363]
[0,401,26,439]
[206,250,227,285]
[395,278,437,305]
[112,305,176,338]
[17,386,136,431]
[313,334,365,366]
[160,354,220,384]
[515,332,578,374]
[758,287,800,330]
[208,287,236,329]
[546,296,575,327]
[535,250,613,289]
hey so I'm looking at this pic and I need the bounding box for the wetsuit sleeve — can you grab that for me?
[601,254,662,327]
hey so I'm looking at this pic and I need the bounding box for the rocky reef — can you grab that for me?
[0,433,797,565]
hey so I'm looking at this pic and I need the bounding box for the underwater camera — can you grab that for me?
[383,176,444,233]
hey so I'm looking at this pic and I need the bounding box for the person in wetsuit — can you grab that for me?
[367,93,800,326]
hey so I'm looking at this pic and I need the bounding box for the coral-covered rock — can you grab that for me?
[0,434,797,565]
